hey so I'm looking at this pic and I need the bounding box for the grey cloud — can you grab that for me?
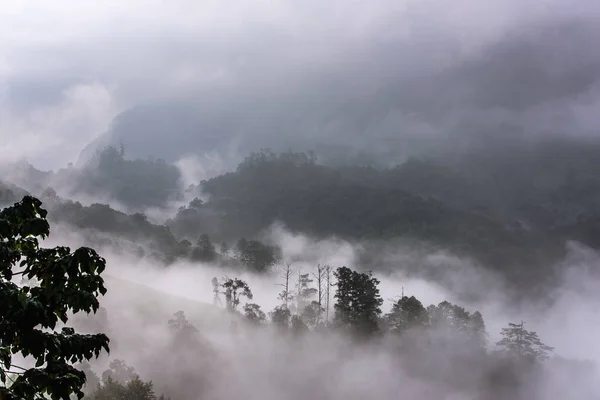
[2,0,600,168]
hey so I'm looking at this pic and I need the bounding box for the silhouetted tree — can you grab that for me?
[333,266,383,337]
[222,278,253,312]
[296,272,317,313]
[237,240,279,272]
[386,295,429,334]
[496,321,553,363]
[192,234,217,262]
[0,196,109,400]
[277,263,294,309]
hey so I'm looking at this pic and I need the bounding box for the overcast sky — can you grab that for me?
[2,0,600,169]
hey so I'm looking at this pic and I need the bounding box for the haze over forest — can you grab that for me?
[2,1,600,399]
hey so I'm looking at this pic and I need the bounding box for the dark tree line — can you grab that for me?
[8,145,600,297]
[210,265,554,367]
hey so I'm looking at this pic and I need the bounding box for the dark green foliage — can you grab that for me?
[333,266,383,337]
[386,296,429,334]
[0,196,109,400]
[496,322,554,363]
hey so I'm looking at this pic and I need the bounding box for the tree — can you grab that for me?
[276,263,294,309]
[386,295,428,335]
[237,240,279,273]
[296,273,317,313]
[333,266,383,337]
[234,238,248,260]
[101,359,137,384]
[168,311,199,337]
[300,301,323,328]
[221,278,253,312]
[468,311,487,350]
[219,242,229,257]
[76,362,100,396]
[192,234,217,262]
[427,300,487,350]
[312,264,328,325]
[243,303,266,326]
[291,315,309,336]
[0,196,110,400]
[188,197,203,210]
[496,321,554,363]
[270,306,291,331]
[87,375,167,400]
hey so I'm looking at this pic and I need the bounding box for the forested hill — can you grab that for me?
[169,150,567,289]
[3,138,600,294]
[184,142,600,248]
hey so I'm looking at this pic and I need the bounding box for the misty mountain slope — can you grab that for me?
[172,151,566,275]
[44,198,187,263]
[73,17,600,172]
[102,274,224,326]
[59,146,183,210]
[73,274,235,350]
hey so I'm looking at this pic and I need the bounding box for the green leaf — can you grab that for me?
[18,291,28,309]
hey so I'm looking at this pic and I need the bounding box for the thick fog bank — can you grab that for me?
[36,219,598,399]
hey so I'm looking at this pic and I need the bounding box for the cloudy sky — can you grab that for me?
[2,0,600,169]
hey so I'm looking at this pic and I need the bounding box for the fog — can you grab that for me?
[37,219,600,399]
[3,0,600,169]
[3,1,600,399]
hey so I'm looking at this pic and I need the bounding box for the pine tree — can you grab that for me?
[333,266,383,337]
[386,295,428,334]
[496,321,554,363]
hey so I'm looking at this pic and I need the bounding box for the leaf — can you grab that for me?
[18,291,28,309]
[0,196,110,399]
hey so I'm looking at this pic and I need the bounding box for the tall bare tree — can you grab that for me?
[276,263,294,309]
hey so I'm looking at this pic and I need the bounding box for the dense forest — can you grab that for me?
[3,139,600,297]
[2,197,596,400]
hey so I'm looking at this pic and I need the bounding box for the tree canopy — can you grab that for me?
[0,196,110,400]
